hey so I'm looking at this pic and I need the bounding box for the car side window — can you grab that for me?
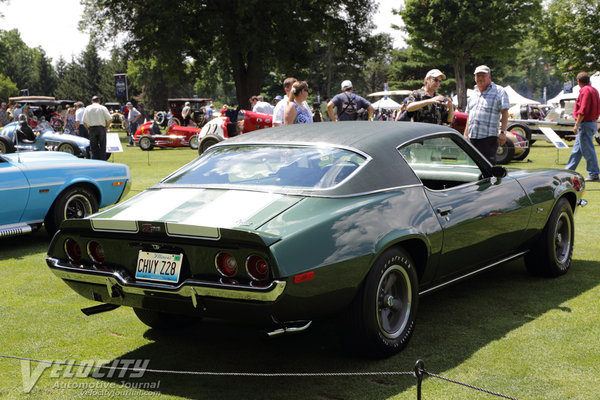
[399,136,483,190]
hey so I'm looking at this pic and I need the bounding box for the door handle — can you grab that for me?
[437,206,453,216]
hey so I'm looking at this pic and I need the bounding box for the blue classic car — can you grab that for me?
[0,120,91,157]
[1,151,130,237]
[46,122,585,357]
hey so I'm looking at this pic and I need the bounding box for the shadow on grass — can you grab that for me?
[91,257,600,400]
[0,229,51,261]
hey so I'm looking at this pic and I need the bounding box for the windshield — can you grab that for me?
[164,145,367,189]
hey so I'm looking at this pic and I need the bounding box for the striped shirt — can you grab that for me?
[465,82,509,139]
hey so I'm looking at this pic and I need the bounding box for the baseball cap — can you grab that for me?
[91,95,100,101]
[474,65,491,75]
[275,95,283,100]
[341,80,353,90]
[126,102,133,106]
[425,69,446,80]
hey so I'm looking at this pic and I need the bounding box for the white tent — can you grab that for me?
[371,97,402,110]
[368,90,411,97]
[547,71,600,106]
[503,85,539,105]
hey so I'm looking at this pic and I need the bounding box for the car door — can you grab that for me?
[399,135,532,280]
[0,156,30,225]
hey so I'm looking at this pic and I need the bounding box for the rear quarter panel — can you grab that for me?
[259,187,443,302]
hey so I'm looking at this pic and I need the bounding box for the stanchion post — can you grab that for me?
[414,359,425,400]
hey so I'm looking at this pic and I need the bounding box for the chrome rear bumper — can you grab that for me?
[46,257,287,305]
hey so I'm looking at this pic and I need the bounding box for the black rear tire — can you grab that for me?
[345,247,418,358]
[524,198,574,277]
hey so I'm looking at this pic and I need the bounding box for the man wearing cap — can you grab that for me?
[126,102,142,146]
[327,80,373,121]
[405,69,454,125]
[565,71,600,182]
[464,65,510,165]
[82,96,111,160]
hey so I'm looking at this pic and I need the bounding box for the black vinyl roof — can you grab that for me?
[218,121,460,196]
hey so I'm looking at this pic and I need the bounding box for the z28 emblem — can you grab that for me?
[141,223,162,233]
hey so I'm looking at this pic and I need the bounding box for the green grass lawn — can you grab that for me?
[0,133,598,399]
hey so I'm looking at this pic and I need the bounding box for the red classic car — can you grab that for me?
[133,121,202,150]
[196,108,273,154]
[134,108,273,151]
[451,111,528,164]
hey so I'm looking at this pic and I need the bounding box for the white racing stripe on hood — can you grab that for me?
[182,191,283,228]
[112,188,203,221]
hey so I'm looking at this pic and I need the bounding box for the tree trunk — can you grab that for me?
[229,48,264,110]
[453,53,468,111]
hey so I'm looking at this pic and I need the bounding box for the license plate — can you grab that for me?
[135,251,183,283]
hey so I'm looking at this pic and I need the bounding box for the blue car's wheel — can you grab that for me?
[347,247,418,358]
[58,141,81,156]
[44,186,99,235]
[0,136,15,154]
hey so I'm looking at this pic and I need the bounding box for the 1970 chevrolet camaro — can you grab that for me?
[46,121,585,357]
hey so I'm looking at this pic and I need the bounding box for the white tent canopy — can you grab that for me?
[368,90,411,97]
[503,85,539,105]
[371,97,402,110]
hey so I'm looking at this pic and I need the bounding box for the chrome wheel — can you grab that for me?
[63,193,94,220]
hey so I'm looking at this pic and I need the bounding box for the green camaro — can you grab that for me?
[46,121,585,357]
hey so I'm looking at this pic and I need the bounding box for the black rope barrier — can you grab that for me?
[1,354,522,399]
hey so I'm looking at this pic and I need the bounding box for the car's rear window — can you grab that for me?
[163,145,367,189]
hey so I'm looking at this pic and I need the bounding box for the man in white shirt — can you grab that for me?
[126,102,142,146]
[252,96,274,114]
[272,77,311,126]
[83,96,111,160]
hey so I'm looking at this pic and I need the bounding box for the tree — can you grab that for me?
[0,73,18,100]
[0,29,35,92]
[399,0,541,109]
[80,0,383,108]
[541,0,600,78]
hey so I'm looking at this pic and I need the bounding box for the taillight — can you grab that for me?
[573,177,582,191]
[64,238,81,262]
[87,241,105,263]
[246,255,270,281]
[215,252,237,276]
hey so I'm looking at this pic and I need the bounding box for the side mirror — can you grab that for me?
[491,165,507,178]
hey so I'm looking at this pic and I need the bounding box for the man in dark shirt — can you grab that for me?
[406,69,454,125]
[565,71,600,182]
[327,80,373,121]
[16,114,36,142]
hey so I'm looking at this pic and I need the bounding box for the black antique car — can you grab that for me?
[47,121,585,357]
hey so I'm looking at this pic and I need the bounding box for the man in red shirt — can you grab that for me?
[565,72,600,182]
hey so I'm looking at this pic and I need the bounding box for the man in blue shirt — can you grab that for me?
[464,65,510,165]
[327,80,374,121]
